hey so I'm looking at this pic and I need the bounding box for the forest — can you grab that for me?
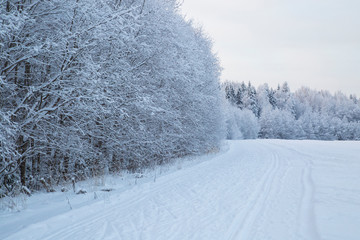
[224,81,360,140]
[0,0,224,196]
[1,0,359,197]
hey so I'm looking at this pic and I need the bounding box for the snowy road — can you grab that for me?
[1,140,360,240]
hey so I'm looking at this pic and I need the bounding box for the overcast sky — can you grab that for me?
[180,0,360,96]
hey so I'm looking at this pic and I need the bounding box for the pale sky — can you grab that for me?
[180,0,360,96]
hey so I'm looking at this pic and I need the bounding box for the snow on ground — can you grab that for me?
[1,140,360,240]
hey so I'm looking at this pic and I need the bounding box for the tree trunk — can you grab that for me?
[140,0,146,14]
[20,158,26,186]
[36,153,41,176]
[6,1,11,12]
[64,154,69,181]
[30,138,36,177]
[17,135,27,186]
[24,61,31,86]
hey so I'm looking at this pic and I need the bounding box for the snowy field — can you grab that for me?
[1,140,360,240]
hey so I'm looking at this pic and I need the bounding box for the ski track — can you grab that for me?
[2,140,360,240]
[262,141,321,240]
[225,150,280,239]
[296,155,320,240]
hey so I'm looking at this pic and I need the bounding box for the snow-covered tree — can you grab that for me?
[1,0,226,195]
[224,81,360,141]
[224,103,259,139]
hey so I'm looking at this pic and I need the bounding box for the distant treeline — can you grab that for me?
[223,81,360,140]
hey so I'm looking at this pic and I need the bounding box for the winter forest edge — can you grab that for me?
[223,81,360,140]
[1,0,360,197]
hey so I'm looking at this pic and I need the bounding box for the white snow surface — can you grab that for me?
[1,140,360,240]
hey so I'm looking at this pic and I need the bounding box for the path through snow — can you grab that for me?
[1,140,360,240]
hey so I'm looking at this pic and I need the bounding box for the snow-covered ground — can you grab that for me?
[1,140,360,240]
